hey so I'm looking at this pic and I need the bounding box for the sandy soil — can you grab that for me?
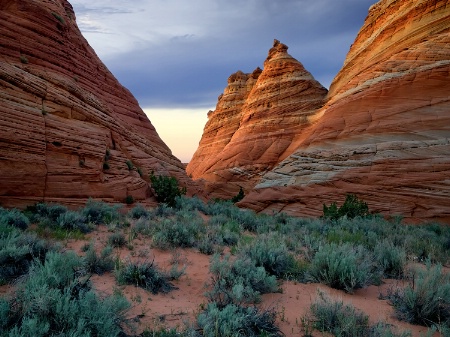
[61,225,439,337]
[1,223,442,337]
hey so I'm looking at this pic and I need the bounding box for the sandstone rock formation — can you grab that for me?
[240,0,450,221]
[187,40,328,198]
[0,0,198,208]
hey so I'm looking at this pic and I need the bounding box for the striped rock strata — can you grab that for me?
[0,0,198,208]
[187,40,328,198]
[241,0,450,221]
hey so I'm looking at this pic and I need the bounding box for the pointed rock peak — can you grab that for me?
[266,39,289,61]
[228,70,248,83]
[251,67,263,79]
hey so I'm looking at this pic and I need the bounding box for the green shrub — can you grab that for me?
[231,186,245,203]
[81,198,122,224]
[150,173,186,207]
[175,195,208,213]
[152,217,204,249]
[83,243,114,275]
[0,208,30,230]
[154,203,177,217]
[308,292,411,337]
[51,12,65,24]
[206,254,278,307]
[141,328,191,336]
[0,231,50,284]
[197,303,283,337]
[56,210,90,233]
[2,251,129,336]
[307,243,377,293]
[374,240,406,278]
[128,203,150,219]
[388,263,450,327]
[126,160,134,170]
[115,260,177,294]
[323,194,369,221]
[26,203,68,223]
[124,195,134,205]
[108,232,126,248]
[198,235,216,255]
[310,291,369,337]
[238,233,300,279]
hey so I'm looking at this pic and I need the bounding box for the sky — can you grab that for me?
[71,0,378,162]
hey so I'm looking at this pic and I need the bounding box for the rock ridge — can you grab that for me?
[187,39,328,198]
[240,0,450,221]
[0,0,199,207]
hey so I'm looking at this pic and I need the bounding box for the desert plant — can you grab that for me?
[124,195,135,205]
[81,198,122,224]
[108,232,126,248]
[238,233,300,279]
[0,208,30,230]
[310,291,370,337]
[175,195,208,213]
[152,217,204,249]
[374,240,406,278]
[308,291,411,337]
[127,203,151,219]
[307,242,377,293]
[56,210,90,233]
[26,202,68,224]
[323,194,369,221]
[126,160,134,170]
[19,54,28,64]
[197,303,283,337]
[1,251,129,336]
[115,260,177,294]
[83,243,114,275]
[51,12,65,24]
[231,186,245,203]
[150,172,186,207]
[206,254,278,307]
[387,263,450,327]
[0,230,50,284]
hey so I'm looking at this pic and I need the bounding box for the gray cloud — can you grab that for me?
[71,0,377,109]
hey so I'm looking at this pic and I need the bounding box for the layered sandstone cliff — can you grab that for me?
[241,0,450,221]
[0,0,197,207]
[187,40,328,198]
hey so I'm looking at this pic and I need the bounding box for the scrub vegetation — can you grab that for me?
[0,192,449,336]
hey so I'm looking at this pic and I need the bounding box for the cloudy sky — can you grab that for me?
[71,0,378,162]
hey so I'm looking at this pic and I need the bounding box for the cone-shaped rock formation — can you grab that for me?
[187,40,328,198]
[0,0,198,207]
[241,0,450,221]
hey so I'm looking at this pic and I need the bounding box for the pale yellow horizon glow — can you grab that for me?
[143,108,211,163]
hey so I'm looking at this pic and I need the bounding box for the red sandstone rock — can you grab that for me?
[0,0,199,208]
[240,0,450,222]
[186,40,328,198]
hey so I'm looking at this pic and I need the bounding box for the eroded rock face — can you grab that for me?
[187,40,328,198]
[241,0,450,221]
[0,0,198,207]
